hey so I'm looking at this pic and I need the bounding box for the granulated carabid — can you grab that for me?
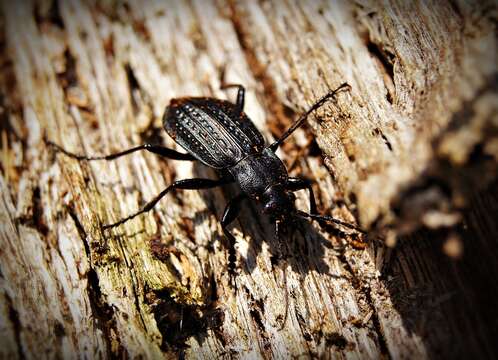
[47,82,364,273]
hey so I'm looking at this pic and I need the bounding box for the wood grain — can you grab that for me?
[0,0,496,358]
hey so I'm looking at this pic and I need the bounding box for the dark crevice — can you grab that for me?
[249,306,272,353]
[68,208,119,358]
[125,63,141,115]
[324,332,349,349]
[53,320,66,338]
[33,186,49,236]
[149,237,176,263]
[306,137,323,157]
[56,49,93,113]
[34,0,65,30]
[68,207,90,258]
[367,42,395,79]
[0,92,23,146]
[208,271,218,303]
[147,287,224,352]
[58,50,78,90]
[87,270,118,326]
[139,122,164,147]
[0,12,23,148]
[125,63,140,91]
[244,286,271,354]
[238,286,271,356]
[373,127,393,152]
[249,307,265,333]
[447,0,463,20]
[5,292,25,359]
[295,309,313,343]
[132,19,151,42]
[86,268,121,357]
[366,41,395,104]
[381,132,393,151]
[16,186,49,236]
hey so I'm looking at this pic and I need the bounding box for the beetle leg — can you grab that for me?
[220,83,245,113]
[103,177,232,229]
[268,82,351,152]
[46,140,196,161]
[286,177,317,215]
[221,193,247,284]
[141,144,196,160]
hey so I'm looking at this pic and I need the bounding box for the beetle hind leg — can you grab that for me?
[46,138,196,161]
[103,177,232,229]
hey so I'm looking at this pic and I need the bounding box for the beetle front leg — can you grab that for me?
[286,177,318,215]
[220,83,245,113]
[288,178,366,233]
[221,193,247,284]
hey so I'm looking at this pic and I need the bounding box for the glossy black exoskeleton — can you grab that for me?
[47,82,363,273]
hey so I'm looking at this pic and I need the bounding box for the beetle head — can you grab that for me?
[262,184,296,220]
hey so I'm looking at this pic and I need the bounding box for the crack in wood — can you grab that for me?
[147,286,224,352]
[68,208,119,357]
[5,292,24,359]
[227,1,297,143]
[366,40,396,104]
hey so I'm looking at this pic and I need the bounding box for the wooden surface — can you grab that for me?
[0,0,497,358]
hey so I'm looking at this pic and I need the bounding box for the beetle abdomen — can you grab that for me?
[163,97,265,169]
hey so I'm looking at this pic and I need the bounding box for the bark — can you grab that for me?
[0,0,497,359]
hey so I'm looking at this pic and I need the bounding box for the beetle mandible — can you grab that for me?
[47,83,363,272]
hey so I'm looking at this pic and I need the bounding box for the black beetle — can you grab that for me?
[47,83,363,271]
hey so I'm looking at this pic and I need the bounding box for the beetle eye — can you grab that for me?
[263,202,276,213]
[270,203,277,209]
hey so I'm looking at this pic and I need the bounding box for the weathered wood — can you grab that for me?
[0,0,496,358]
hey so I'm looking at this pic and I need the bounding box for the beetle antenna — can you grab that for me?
[296,210,365,234]
[269,82,351,151]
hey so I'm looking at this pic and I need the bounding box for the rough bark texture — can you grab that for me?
[0,0,497,359]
